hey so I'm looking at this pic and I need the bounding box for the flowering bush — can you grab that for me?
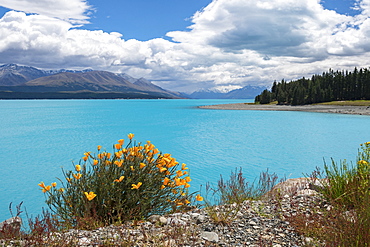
[39,134,202,225]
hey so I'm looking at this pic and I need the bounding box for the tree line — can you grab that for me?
[255,67,370,105]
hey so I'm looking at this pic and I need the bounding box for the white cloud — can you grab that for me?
[1,0,370,93]
[0,0,92,24]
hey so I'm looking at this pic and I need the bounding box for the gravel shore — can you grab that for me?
[3,178,325,246]
[199,103,370,116]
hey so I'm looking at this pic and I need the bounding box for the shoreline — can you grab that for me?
[199,103,370,116]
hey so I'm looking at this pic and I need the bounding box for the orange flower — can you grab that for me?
[128,133,134,140]
[114,160,123,167]
[42,185,51,193]
[38,182,46,188]
[115,143,122,150]
[159,167,167,173]
[131,182,142,189]
[160,185,166,189]
[175,178,186,186]
[114,176,125,182]
[84,191,97,201]
[181,163,188,170]
[106,153,111,159]
[82,156,88,161]
[196,194,203,201]
[130,166,134,171]
[163,177,170,185]
[93,159,98,165]
[140,163,146,169]
[176,170,184,177]
[73,173,82,179]
[51,182,57,187]
[75,165,81,172]
[185,183,191,188]
[185,176,191,182]
[97,145,102,151]
[118,139,124,145]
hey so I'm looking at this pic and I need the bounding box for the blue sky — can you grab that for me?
[0,0,369,92]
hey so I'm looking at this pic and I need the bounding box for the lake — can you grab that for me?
[1,99,370,222]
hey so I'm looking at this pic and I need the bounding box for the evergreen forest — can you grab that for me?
[255,67,370,105]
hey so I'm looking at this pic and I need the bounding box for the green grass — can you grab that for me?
[317,100,370,106]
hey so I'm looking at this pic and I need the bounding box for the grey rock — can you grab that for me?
[0,217,22,237]
[201,231,219,242]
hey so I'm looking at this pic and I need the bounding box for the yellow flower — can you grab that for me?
[185,183,191,188]
[358,160,369,165]
[42,185,51,193]
[93,159,98,165]
[176,170,184,177]
[84,191,97,201]
[131,182,142,189]
[118,139,124,145]
[140,163,146,169]
[130,166,134,171]
[160,185,166,189]
[185,176,191,182]
[51,182,57,187]
[181,163,188,170]
[59,188,65,192]
[114,176,125,182]
[196,194,203,201]
[128,133,134,140]
[75,165,81,172]
[38,182,46,188]
[97,145,102,151]
[66,178,71,182]
[73,173,82,180]
[176,202,184,206]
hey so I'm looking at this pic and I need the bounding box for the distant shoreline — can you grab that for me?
[199,103,370,116]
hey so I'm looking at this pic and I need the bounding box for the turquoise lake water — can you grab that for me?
[1,99,370,222]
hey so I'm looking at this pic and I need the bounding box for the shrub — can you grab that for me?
[320,141,370,208]
[295,142,370,246]
[203,168,279,225]
[39,134,200,227]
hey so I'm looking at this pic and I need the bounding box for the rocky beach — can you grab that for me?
[199,103,370,116]
[1,178,328,246]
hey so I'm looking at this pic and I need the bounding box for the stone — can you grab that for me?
[201,231,219,243]
[0,217,22,238]
[296,189,318,196]
[147,214,160,223]
[159,216,168,224]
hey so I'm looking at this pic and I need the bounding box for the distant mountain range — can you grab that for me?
[188,85,266,99]
[0,64,183,99]
[0,64,265,99]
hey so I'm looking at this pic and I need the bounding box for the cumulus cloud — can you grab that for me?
[0,0,92,24]
[1,0,370,93]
